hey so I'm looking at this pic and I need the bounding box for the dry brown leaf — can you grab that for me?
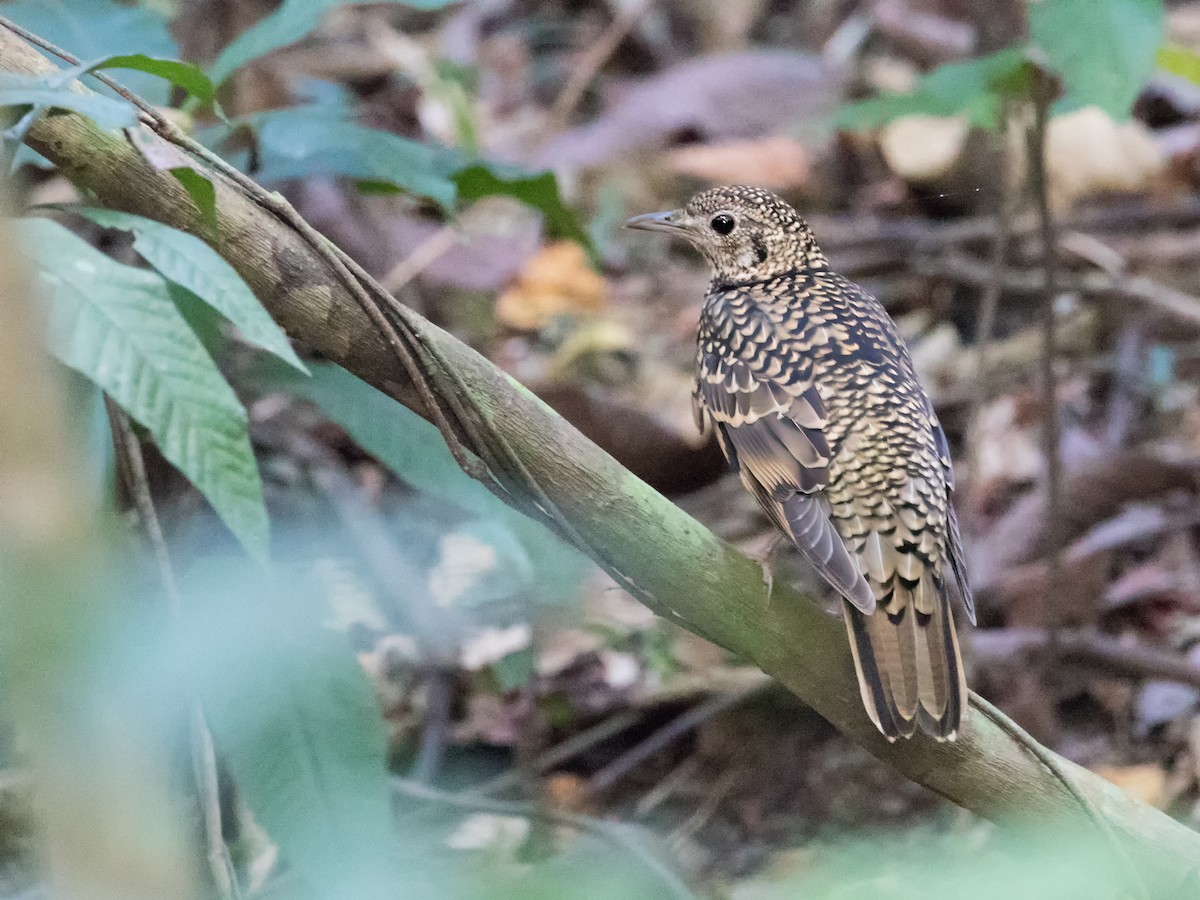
[496,241,607,330]
[1093,764,1168,808]
[534,51,841,170]
[667,136,811,190]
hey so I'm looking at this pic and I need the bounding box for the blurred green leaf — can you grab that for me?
[836,47,1031,130]
[169,166,219,233]
[182,567,396,899]
[1029,0,1164,118]
[253,107,456,208]
[65,206,308,372]
[0,71,137,130]
[450,161,595,258]
[1157,44,1200,84]
[19,218,269,561]
[284,365,588,604]
[210,0,458,86]
[2,0,178,105]
[86,53,216,104]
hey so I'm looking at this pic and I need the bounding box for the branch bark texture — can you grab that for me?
[2,31,1198,892]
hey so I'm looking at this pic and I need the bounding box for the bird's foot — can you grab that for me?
[748,534,786,605]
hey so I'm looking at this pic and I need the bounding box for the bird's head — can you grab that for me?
[626,185,826,285]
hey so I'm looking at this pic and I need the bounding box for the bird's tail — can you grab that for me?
[843,583,966,741]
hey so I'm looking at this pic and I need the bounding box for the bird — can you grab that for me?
[627,186,974,741]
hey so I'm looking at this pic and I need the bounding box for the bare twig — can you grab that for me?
[1024,79,1062,655]
[974,628,1200,689]
[1020,72,1148,900]
[410,667,455,784]
[916,252,1200,329]
[544,0,650,134]
[104,398,240,899]
[966,108,1016,498]
[586,683,766,796]
[381,225,460,295]
[391,777,698,900]
[471,709,643,796]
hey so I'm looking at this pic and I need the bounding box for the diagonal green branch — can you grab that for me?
[2,28,1198,892]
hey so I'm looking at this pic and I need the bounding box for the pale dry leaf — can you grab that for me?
[429,531,499,607]
[1093,763,1168,809]
[667,136,811,190]
[496,240,607,330]
[459,623,532,671]
[1043,106,1163,210]
[446,813,530,853]
[599,649,641,690]
[880,115,970,183]
[536,626,606,676]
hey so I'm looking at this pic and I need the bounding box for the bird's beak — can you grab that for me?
[625,209,686,233]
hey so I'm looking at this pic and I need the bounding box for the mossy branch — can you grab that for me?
[2,28,1198,893]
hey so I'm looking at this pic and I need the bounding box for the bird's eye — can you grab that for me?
[710,214,735,235]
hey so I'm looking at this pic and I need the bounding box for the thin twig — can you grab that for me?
[1015,71,1149,900]
[104,398,241,899]
[972,628,1200,689]
[391,777,698,900]
[586,684,765,796]
[1024,77,1064,658]
[470,709,643,796]
[544,0,650,135]
[966,105,1016,499]
[410,667,455,784]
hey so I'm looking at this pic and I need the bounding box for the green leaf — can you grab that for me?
[2,0,178,106]
[183,568,395,898]
[450,161,595,258]
[210,0,458,86]
[283,365,588,604]
[1030,0,1164,118]
[0,71,137,131]
[253,108,456,208]
[87,54,216,104]
[836,47,1031,130]
[19,218,269,561]
[169,166,219,233]
[65,207,307,373]
[1157,44,1200,84]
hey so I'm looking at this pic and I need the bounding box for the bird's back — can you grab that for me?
[626,182,972,740]
[697,265,973,739]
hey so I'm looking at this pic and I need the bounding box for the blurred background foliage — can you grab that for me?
[3,0,1200,897]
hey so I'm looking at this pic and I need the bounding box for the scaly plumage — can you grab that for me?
[628,186,974,740]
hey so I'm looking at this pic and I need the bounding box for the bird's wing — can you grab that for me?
[931,414,975,624]
[697,353,876,614]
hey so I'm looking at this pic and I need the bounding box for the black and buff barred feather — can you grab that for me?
[628,186,975,740]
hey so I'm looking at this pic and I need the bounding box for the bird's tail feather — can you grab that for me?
[843,584,966,741]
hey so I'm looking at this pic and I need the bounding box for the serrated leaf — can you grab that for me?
[0,71,137,131]
[19,218,269,561]
[450,161,595,259]
[182,566,396,898]
[88,54,216,104]
[2,0,178,106]
[836,47,1031,130]
[210,0,459,86]
[253,108,455,208]
[65,207,307,373]
[1030,0,1164,118]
